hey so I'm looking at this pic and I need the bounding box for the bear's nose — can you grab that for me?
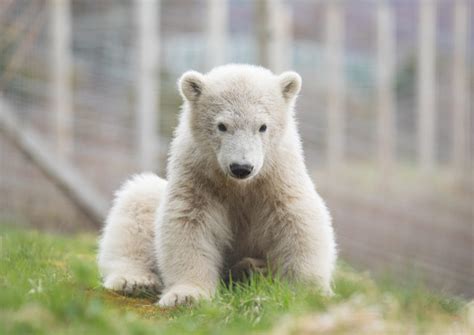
[229,163,253,179]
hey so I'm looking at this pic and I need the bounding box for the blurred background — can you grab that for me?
[0,0,472,298]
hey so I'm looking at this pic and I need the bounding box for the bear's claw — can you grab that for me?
[103,273,162,296]
[157,284,209,307]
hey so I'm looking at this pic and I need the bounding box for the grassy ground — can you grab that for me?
[0,224,472,335]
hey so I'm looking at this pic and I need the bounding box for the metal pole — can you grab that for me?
[136,0,160,171]
[376,0,396,172]
[326,1,345,168]
[417,0,437,171]
[50,0,73,158]
[207,0,228,69]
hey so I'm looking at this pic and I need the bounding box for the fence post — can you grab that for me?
[135,0,160,172]
[273,2,292,73]
[207,0,228,70]
[255,0,291,73]
[417,0,437,171]
[50,0,73,158]
[256,0,271,69]
[376,0,396,173]
[452,0,469,180]
[326,0,345,168]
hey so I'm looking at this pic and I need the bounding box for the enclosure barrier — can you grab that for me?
[0,0,471,296]
[0,104,108,227]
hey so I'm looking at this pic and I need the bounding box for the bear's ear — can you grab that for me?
[278,71,302,101]
[178,71,205,102]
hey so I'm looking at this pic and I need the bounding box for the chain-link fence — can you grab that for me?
[0,0,472,297]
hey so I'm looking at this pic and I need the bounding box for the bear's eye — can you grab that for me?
[217,123,227,132]
[259,124,267,133]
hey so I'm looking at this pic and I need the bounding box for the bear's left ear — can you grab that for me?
[278,71,302,101]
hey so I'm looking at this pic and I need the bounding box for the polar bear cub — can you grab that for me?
[98,64,336,307]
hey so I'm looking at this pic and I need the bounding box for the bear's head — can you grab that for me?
[178,64,301,182]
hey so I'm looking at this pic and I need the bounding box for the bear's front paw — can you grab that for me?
[158,284,210,307]
[103,273,162,296]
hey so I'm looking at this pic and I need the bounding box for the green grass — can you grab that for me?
[0,224,471,335]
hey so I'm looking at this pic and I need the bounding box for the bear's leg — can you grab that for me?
[98,173,167,296]
[156,199,231,307]
[265,198,336,295]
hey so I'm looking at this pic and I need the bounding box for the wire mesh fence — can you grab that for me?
[0,0,472,296]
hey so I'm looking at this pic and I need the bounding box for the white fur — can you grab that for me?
[98,64,337,307]
[98,173,166,294]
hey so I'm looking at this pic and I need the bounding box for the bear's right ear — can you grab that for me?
[178,71,205,102]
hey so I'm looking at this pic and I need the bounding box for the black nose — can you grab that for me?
[229,163,253,179]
